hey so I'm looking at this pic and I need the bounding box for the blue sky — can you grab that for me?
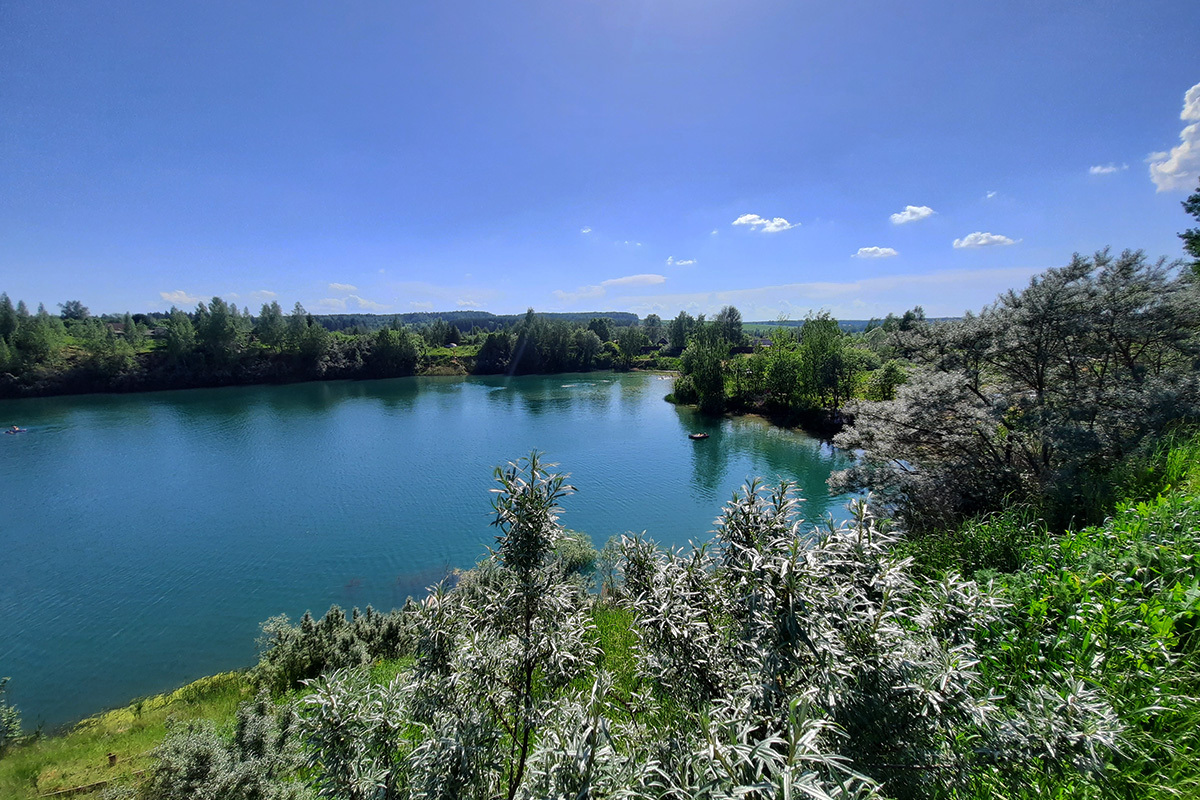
[2,1,1198,320]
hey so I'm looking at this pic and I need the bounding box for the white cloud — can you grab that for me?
[328,282,358,292]
[618,266,1045,320]
[580,226,592,234]
[457,299,483,308]
[953,231,1017,249]
[666,256,697,267]
[316,294,389,312]
[1089,163,1128,175]
[603,274,665,288]
[985,191,997,200]
[160,289,200,306]
[349,295,388,311]
[732,213,798,233]
[889,205,936,225]
[619,240,643,246]
[1148,81,1200,192]
[251,290,278,300]
[853,246,899,259]
[553,274,667,305]
[409,301,434,310]
[710,229,718,235]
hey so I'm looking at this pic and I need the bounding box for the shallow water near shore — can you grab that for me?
[0,372,852,729]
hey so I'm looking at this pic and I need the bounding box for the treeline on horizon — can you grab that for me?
[0,289,918,403]
[0,297,668,399]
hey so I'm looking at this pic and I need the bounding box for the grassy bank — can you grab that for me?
[0,672,252,799]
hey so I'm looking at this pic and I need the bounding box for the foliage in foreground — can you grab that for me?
[141,456,1140,799]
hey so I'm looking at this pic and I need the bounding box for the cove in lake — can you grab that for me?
[0,372,853,730]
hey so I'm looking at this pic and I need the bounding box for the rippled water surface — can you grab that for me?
[0,373,852,728]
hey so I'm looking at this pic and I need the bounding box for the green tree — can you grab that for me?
[164,307,197,364]
[1182,179,1200,274]
[0,293,16,342]
[58,299,89,321]
[572,328,602,370]
[256,301,285,351]
[369,327,421,376]
[643,313,664,344]
[122,311,145,349]
[197,297,242,362]
[615,325,646,370]
[285,302,310,352]
[798,311,861,410]
[667,310,695,354]
[586,317,612,343]
[476,331,513,373]
[0,677,20,756]
[714,304,743,345]
[834,249,1200,531]
[15,304,65,363]
[681,321,729,412]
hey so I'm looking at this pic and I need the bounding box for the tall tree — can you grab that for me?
[0,293,16,342]
[667,310,695,354]
[643,313,664,344]
[714,305,743,345]
[1182,179,1200,275]
[286,302,310,352]
[256,301,285,350]
[58,299,90,321]
[586,317,612,343]
[163,307,196,364]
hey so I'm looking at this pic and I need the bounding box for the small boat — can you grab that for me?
[688,432,709,440]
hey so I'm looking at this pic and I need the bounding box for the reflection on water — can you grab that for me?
[0,372,853,730]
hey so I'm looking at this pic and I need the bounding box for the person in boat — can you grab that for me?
[7,425,23,434]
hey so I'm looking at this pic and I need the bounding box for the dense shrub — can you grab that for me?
[253,605,415,693]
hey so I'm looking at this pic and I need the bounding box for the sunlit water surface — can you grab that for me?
[0,373,852,729]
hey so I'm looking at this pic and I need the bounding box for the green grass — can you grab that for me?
[0,671,252,799]
[0,657,418,799]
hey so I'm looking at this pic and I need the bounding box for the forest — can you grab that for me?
[2,187,1200,799]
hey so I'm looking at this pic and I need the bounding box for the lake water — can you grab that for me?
[0,372,852,730]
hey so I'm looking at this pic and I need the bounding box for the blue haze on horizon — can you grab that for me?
[1,0,1198,320]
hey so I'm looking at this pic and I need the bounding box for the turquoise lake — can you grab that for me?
[0,372,853,729]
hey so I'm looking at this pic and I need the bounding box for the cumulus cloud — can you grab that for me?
[889,205,936,225]
[580,226,592,234]
[1089,163,1128,175]
[711,229,718,235]
[953,231,1017,249]
[553,274,667,304]
[666,256,697,267]
[985,191,997,200]
[732,213,798,233]
[328,282,358,292]
[251,290,278,300]
[853,246,899,259]
[619,240,643,246]
[1148,81,1200,192]
[160,289,200,306]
